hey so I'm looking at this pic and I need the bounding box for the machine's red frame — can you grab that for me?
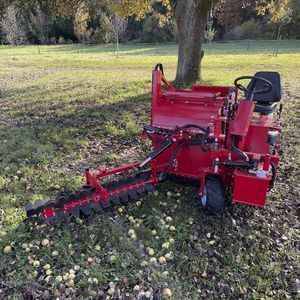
[41,68,281,219]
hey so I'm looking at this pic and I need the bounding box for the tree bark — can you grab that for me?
[173,0,212,85]
[116,36,120,57]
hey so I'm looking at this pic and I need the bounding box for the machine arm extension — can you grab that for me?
[139,140,173,168]
[215,161,256,169]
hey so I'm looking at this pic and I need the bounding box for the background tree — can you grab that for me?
[214,0,257,39]
[105,13,127,57]
[35,7,49,44]
[142,14,175,43]
[108,0,213,84]
[205,27,217,54]
[1,0,299,83]
[257,0,293,40]
[275,8,293,40]
[49,16,76,43]
[74,2,92,43]
[172,0,212,84]
[90,12,114,44]
[1,5,27,45]
[285,0,300,38]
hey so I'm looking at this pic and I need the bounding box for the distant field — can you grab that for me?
[0,41,299,299]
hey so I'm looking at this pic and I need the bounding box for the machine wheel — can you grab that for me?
[201,175,225,215]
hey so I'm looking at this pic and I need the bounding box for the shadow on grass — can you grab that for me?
[0,88,153,209]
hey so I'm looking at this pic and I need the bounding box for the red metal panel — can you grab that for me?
[151,103,221,130]
[151,71,162,126]
[147,136,212,178]
[151,71,230,131]
[230,100,254,137]
[192,84,235,95]
[244,125,269,154]
[233,171,269,206]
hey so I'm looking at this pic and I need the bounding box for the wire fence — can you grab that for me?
[0,40,299,57]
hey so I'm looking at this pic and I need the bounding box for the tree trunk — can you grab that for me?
[174,0,212,85]
[116,36,120,57]
[276,24,282,41]
[225,18,229,38]
[273,24,282,56]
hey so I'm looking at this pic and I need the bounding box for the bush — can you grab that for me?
[91,25,113,44]
[225,20,262,40]
[49,16,76,43]
[49,37,57,44]
[58,36,66,44]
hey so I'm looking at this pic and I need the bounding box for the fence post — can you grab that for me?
[37,45,40,54]
[246,40,250,52]
[272,39,276,56]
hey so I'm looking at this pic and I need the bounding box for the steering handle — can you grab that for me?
[234,76,272,99]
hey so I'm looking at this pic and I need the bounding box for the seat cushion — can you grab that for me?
[246,71,282,103]
[254,102,277,115]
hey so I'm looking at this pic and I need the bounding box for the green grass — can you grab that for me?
[0,41,299,299]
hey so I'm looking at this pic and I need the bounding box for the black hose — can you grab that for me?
[164,124,208,140]
[153,124,208,151]
[230,135,249,162]
[159,136,214,181]
[158,124,210,176]
[270,161,276,185]
[142,124,210,178]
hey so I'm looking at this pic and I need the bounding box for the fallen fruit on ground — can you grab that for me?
[159,256,167,264]
[148,248,155,256]
[3,246,12,254]
[33,260,40,268]
[42,239,50,246]
[43,264,51,270]
[162,288,172,297]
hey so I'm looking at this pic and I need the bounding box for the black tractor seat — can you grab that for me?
[246,71,282,115]
[254,102,278,114]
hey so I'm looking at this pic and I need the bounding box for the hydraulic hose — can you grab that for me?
[157,124,208,146]
[139,124,210,171]
[270,161,276,185]
[159,135,214,181]
[230,135,249,162]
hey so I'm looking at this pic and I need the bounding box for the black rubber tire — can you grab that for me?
[201,175,225,215]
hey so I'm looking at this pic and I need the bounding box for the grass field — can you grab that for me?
[0,40,299,299]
